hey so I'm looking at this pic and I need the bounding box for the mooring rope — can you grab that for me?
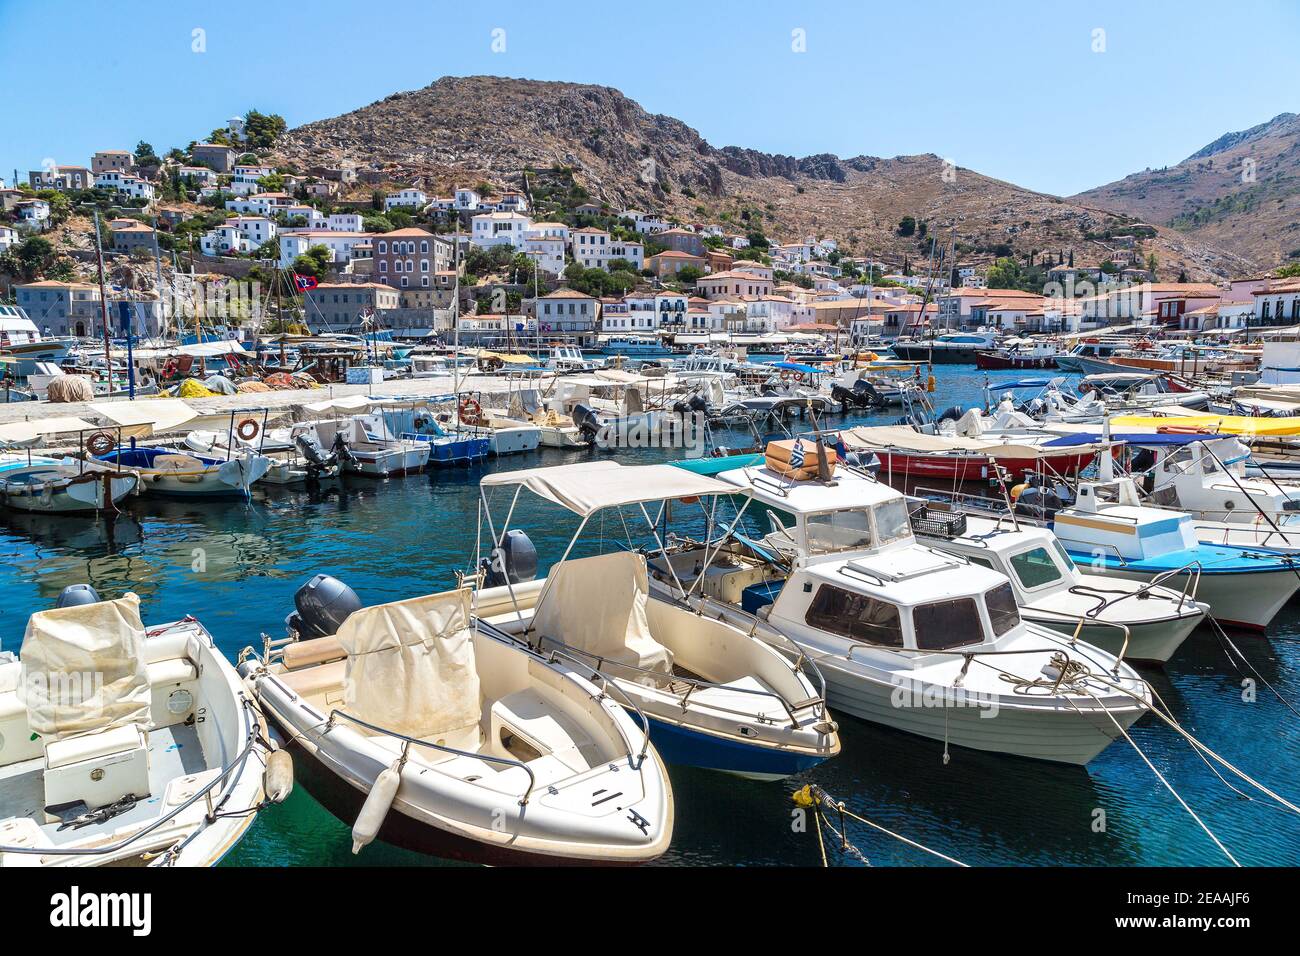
[793,784,966,867]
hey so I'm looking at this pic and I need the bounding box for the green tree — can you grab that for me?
[135,141,159,164]
[0,236,58,280]
[243,110,287,149]
[897,216,916,237]
[291,245,333,280]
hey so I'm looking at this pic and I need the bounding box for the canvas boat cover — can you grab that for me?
[90,399,198,437]
[531,551,672,683]
[19,593,151,742]
[481,461,733,517]
[839,425,1095,459]
[335,588,481,741]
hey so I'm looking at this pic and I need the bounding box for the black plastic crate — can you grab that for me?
[911,507,967,539]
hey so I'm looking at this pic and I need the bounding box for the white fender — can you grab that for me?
[263,749,294,804]
[352,759,401,854]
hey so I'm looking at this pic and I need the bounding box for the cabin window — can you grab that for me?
[873,499,912,544]
[1050,539,1077,571]
[806,510,874,553]
[912,597,985,650]
[984,583,1021,636]
[1009,547,1063,589]
[805,585,904,647]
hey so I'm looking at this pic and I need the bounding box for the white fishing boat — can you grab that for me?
[654,451,1151,765]
[473,462,841,779]
[0,416,139,514]
[910,508,1206,663]
[0,588,288,867]
[456,397,542,456]
[242,580,673,865]
[1049,476,1300,631]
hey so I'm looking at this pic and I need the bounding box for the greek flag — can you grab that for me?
[790,438,805,469]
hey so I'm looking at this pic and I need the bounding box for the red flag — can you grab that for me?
[293,273,318,292]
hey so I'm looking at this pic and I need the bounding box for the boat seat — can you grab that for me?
[43,724,151,816]
[490,690,593,774]
[278,659,346,702]
[147,658,198,687]
[282,635,346,670]
[45,723,146,770]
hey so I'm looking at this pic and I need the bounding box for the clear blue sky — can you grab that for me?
[2,0,1296,197]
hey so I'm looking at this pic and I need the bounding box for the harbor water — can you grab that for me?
[2,364,1298,866]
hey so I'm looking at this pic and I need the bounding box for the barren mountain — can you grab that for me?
[1073,112,1300,269]
[275,76,1255,279]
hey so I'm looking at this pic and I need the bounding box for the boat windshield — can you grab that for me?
[1051,539,1077,571]
[874,499,912,545]
[806,510,874,553]
[912,597,987,650]
[1009,547,1064,590]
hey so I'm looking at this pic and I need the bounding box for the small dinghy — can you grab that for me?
[241,579,673,865]
[0,587,287,867]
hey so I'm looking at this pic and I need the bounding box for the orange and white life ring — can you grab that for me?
[236,418,260,441]
[459,397,482,422]
[86,431,116,456]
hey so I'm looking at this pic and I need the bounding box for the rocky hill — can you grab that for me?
[275,76,1256,279]
[1073,112,1300,269]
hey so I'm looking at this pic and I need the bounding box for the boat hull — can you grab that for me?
[1076,564,1298,632]
[974,351,1058,370]
[875,449,1097,481]
[1027,611,1202,664]
[891,343,984,364]
[645,714,829,781]
[813,658,1141,765]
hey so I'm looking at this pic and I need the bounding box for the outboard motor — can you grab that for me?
[296,432,339,480]
[330,430,358,466]
[937,405,964,425]
[480,530,538,588]
[1014,475,1067,521]
[853,379,883,406]
[687,393,709,417]
[571,403,601,445]
[55,584,101,608]
[286,574,362,640]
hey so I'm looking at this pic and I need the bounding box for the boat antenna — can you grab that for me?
[92,211,114,389]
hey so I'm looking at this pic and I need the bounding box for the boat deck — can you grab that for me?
[0,723,205,850]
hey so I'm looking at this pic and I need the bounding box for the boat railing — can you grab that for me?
[1069,560,1203,613]
[536,634,825,729]
[0,696,265,862]
[325,708,539,807]
[843,627,1136,679]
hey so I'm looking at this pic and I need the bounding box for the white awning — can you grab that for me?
[0,416,99,446]
[89,399,197,438]
[481,461,734,517]
[303,394,379,415]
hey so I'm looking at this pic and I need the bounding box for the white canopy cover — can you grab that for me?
[481,461,733,517]
[532,551,672,683]
[335,588,481,741]
[90,399,198,438]
[19,593,151,742]
[0,416,98,447]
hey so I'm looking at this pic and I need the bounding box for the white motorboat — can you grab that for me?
[184,429,342,486]
[242,580,673,865]
[655,454,1151,765]
[910,508,1206,663]
[304,414,430,477]
[0,587,287,867]
[474,462,841,780]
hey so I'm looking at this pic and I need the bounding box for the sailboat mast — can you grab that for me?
[92,211,113,385]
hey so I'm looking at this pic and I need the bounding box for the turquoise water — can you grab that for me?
[3,365,1298,866]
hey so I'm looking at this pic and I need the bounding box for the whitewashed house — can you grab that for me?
[384,188,428,211]
[470,211,532,250]
[95,171,155,201]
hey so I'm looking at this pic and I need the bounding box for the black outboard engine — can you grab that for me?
[1014,475,1067,521]
[687,393,709,417]
[480,530,538,588]
[296,432,341,479]
[853,379,883,407]
[330,430,357,466]
[937,404,964,425]
[286,574,362,639]
[55,584,101,608]
[571,404,601,445]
